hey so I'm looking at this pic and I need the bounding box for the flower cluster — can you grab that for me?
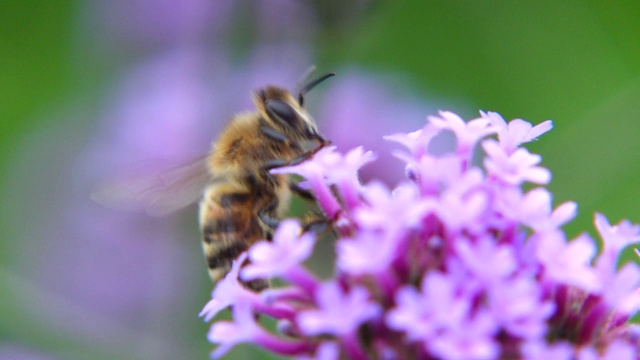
[201,111,640,359]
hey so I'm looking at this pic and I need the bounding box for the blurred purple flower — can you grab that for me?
[208,301,312,359]
[428,309,500,360]
[218,43,313,110]
[200,253,259,321]
[319,70,444,185]
[242,220,313,274]
[428,111,495,160]
[517,188,577,232]
[435,169,489,235]
[94,48,216,166]
[486,275,555,340]
[386,272,472,342]
[483,139,551,185]
[297,282,381,337]
[207,302,261,359]
[579,341,637,360]
[482,111,553,154]
[271,146,376,219]
[253,0,318,43]
[595,212,640,275]
[336,230,398,276]
[298,282,381,359]
[600,264,640,314]
[7,49,214,358]
[84,0,229,53]
[355,182,430,235]
[536,231,600,291]
[84,0,318,54]
[0,345,56,360]
[521,341,573,360]
[454,236,518,283]
[242,220,319,295]
[37,48,220,357]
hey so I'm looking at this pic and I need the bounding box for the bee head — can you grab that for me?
[254,73,334,147]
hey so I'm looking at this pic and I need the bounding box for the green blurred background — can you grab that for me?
[1,1,639,359]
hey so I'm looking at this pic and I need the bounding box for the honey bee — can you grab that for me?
[92,72,334,291]
[199,72,334,290]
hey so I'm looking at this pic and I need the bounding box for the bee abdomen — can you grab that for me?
[202,215,248,243]
[202,223,266,289]
[204,240,248,271]
[200,183,266,283]
[218,192,251,207]
[201,212,260,277]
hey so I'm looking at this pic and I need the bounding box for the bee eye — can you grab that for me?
[265,99,299,128]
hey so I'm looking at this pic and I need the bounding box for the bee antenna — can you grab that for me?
[297,65,318,88]
[297,72,335,106]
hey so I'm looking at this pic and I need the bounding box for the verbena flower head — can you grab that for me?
[202,110,640,359]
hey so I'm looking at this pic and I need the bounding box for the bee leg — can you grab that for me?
[300,209,344,237]
[289,181,315,202]
[289,182,336,234]
[287,142,328,166]
[262,159,288,171]
[258,211,280,231]
[260,206,333,236]
[244,279,270,292]
[260,125,289,143]
[257,200,280,231]
[261,153,312,171]
[302,215,331,234]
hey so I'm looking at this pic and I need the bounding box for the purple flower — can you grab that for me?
[455,236,517,283]
[428,310,500,360]
[481,111,553,154]
[521,341,573,360]
[242,220,314,278]
[207,302,262,358]
[271,146,376,218]
[297,282,381,359]
[595,213,640,252]
[395,153,464,195]
[535,231,601,291]
[599,263,640,314]
[517,188,577,233]
[294,342,340,360]
[200,253,258,321]
[595,213,640,275]
[355,181,431,237]
[386,272,472,342]
[435,169,489,235]
[208,301,312,358]
[483,139,551,185]
[486,275,555,339]
[428,111,496,160]
[85,0,226,50]
[579,341,637,360]
[297,282,381,337]
[385,127,437,160]
[336,230,399,276]
[202,110,640,359]
[242,219,319,295]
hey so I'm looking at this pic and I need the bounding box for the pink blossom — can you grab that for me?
[202,110,640,359]
[297,282,381,337]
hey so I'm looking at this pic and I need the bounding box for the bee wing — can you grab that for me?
[91,156,212,217]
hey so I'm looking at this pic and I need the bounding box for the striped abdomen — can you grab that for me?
[199,180,276,291]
